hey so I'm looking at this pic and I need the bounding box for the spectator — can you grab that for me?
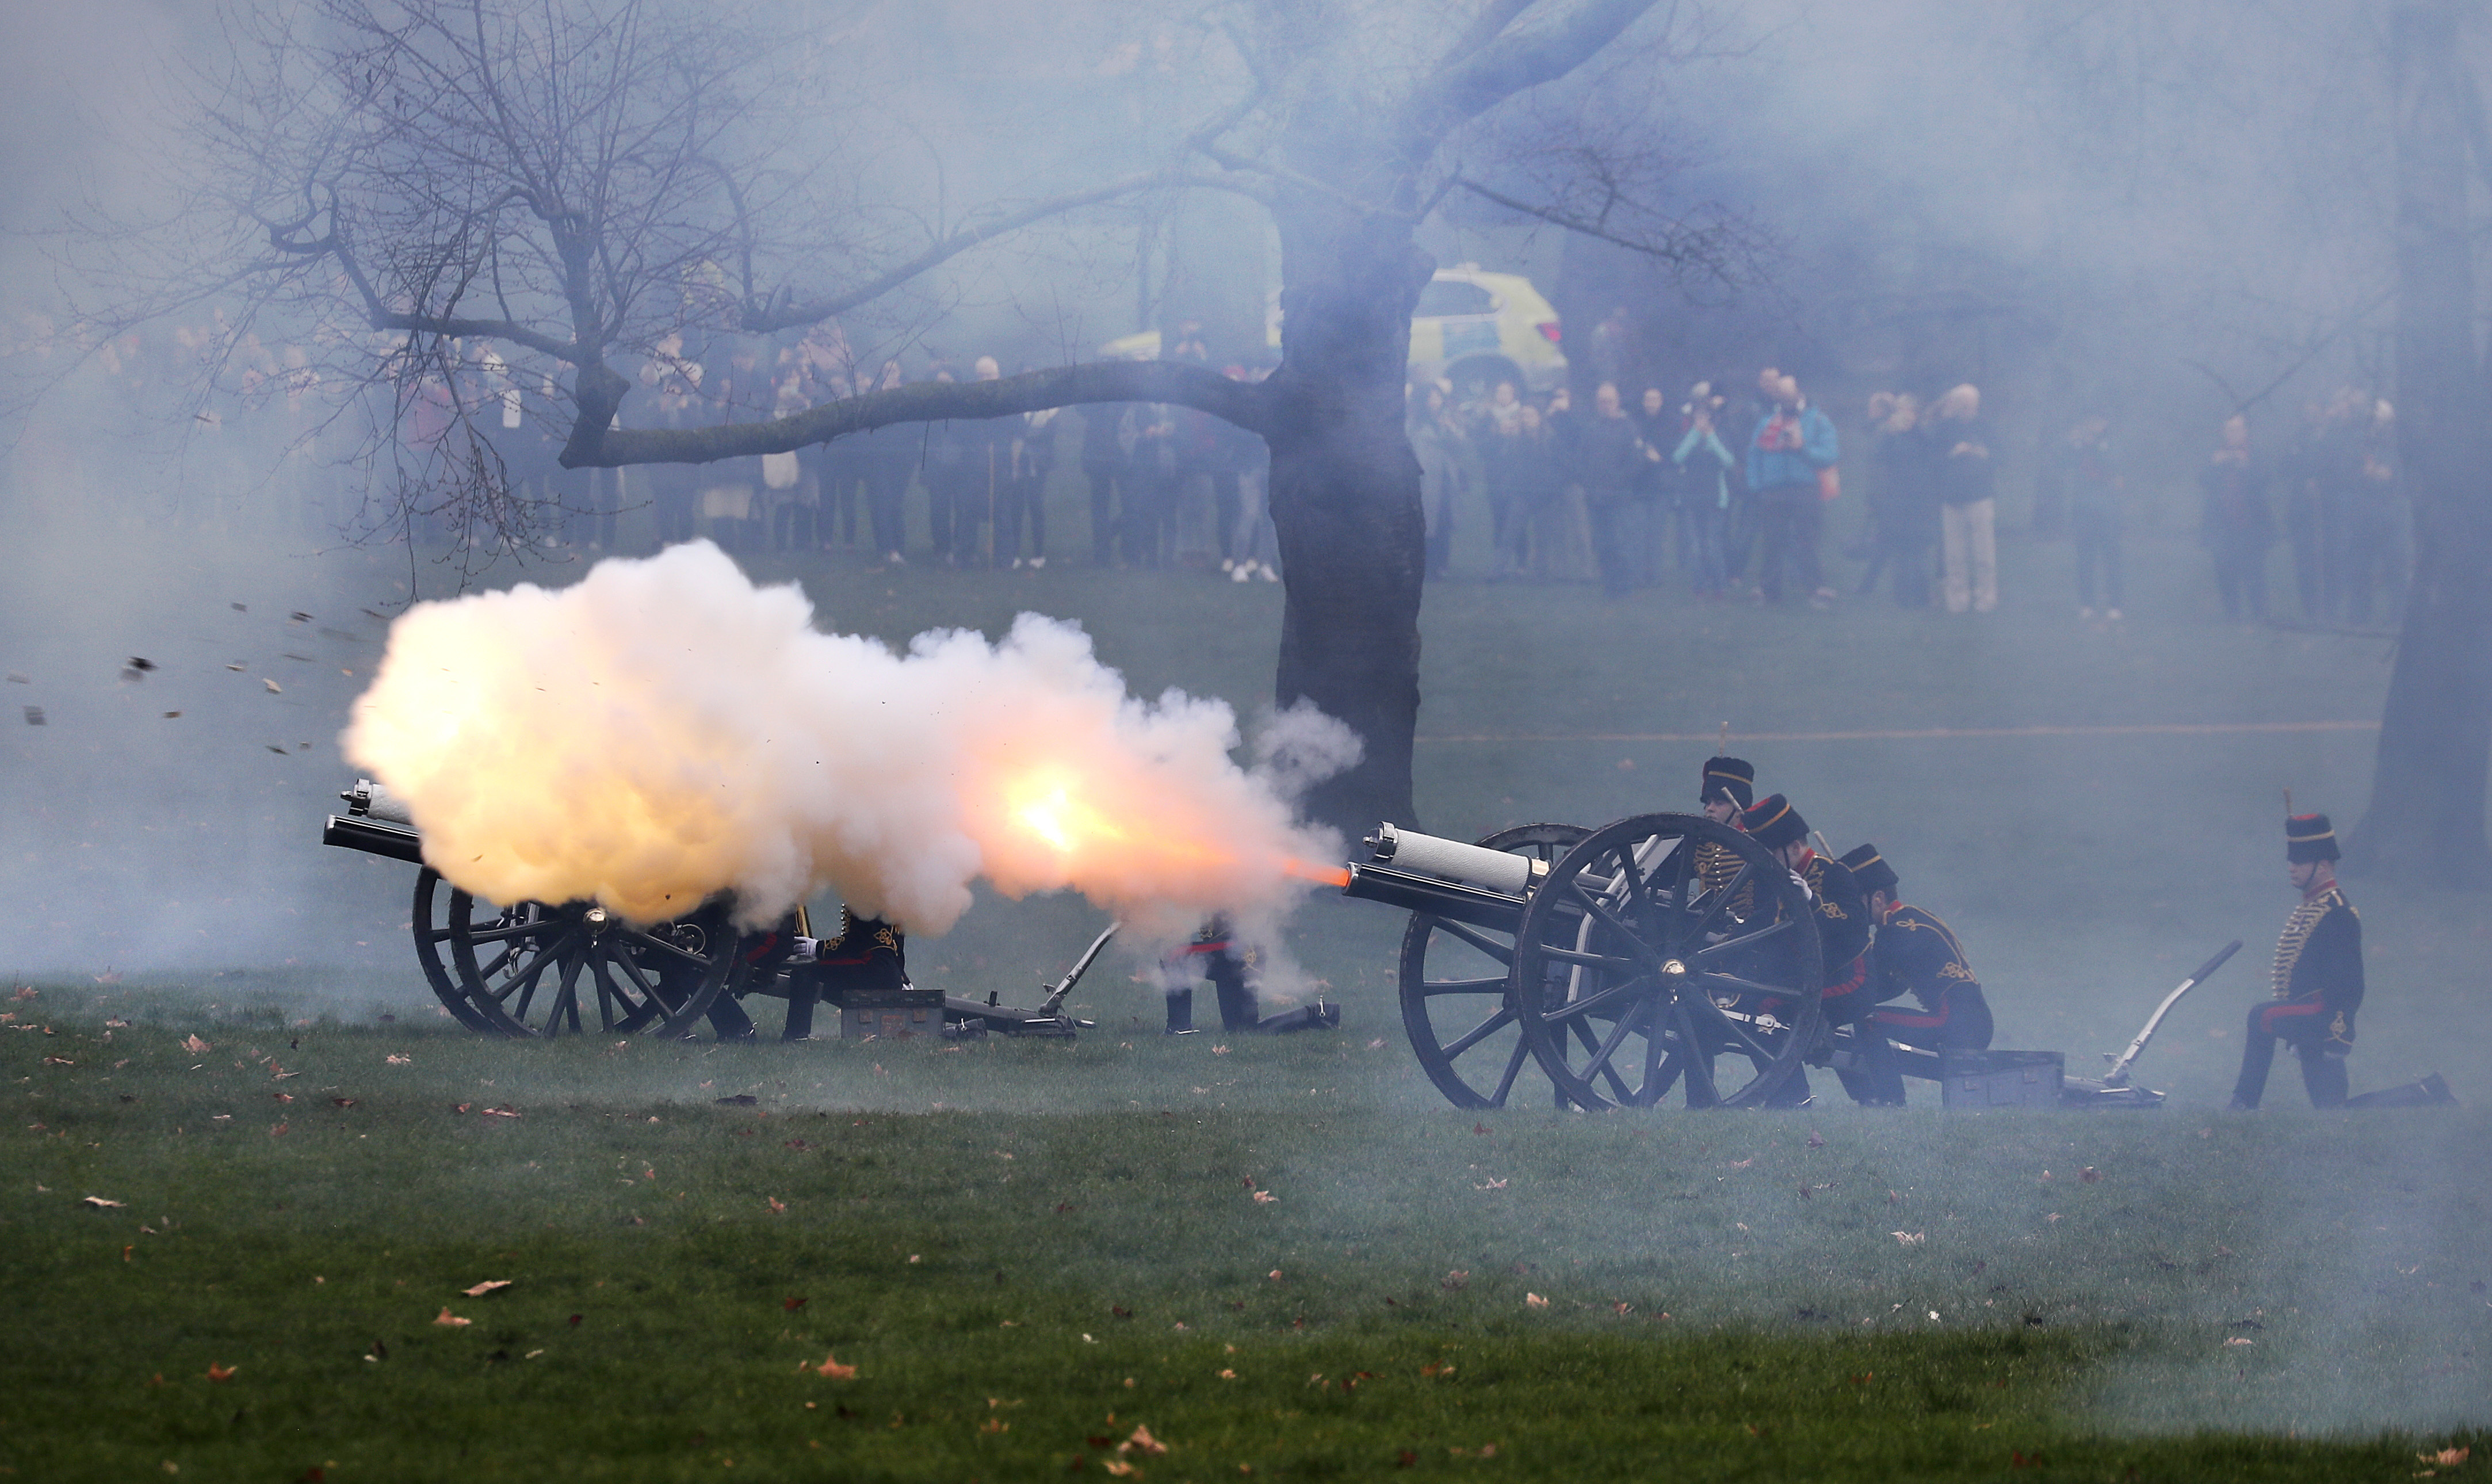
[2042,414,2124,619]
[2199,412,2272,621]
[1078,401,1132,566]
[1473,380,1526,576]
[1671,384,1735,598]
[1581,381,1656,597]
[1413,381,1467,579]
[997,397,1056,569]
[1929,383,1997,614]
[1744,373,1839,605]
[860,359,912,565]
[1858,391,1933,606]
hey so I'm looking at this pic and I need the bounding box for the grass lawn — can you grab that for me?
[5,515,2491,1478]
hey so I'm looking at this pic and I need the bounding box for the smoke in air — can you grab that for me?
[343,541,1356,936]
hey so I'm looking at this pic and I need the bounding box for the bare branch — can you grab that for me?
[1401,0,1664,156]
[742,167,1241,334]
[569,360,1270,468]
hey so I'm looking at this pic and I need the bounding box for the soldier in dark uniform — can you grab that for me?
[781,908,913,1041]
[1694,756,1756,908]
[1734,794,1870,1105]
[1158,915,1339,1035]
[2228,813,2455,1110]
[1836,843,1994,1104]
[1160,917,1259,1035]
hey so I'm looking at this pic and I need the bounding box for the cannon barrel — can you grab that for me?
[1338,823,1546,931]
[320,777,423,863]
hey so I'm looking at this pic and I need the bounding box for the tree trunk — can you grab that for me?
[2357,0,2492,880]
[1263,198,1434,836]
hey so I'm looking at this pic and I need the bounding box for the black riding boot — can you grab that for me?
[1164,988,1197,1035]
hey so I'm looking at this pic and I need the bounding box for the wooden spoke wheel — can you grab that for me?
[1511,813,1822,1110]
[1397,823,1589,1109]
[446,891,766,1041]
[411,867,501,1032]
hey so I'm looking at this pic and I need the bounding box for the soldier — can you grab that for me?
[1694,756,1756,905]
[1159,916,1339,1035]
[2228,813,2455,1110]
[784,908,914,1042]
[1837,843,1994,1104]
[1736,794,1870,1105]
[1160,917,1259,1035]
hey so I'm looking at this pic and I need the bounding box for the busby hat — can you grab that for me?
[1701,756,1756,809]
[1741,793,1807,850]
[1840,843,1898,897]
[2286,813,2340,864]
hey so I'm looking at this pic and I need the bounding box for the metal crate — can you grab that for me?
[834,986,945,1042]
[1939,1050,2065,1110]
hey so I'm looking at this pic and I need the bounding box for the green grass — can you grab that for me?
[4,995,2487,1480]
[8,517,2492,1478]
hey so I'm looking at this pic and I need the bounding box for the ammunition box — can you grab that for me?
[831,984,943,1041]
[1939,1049,2064,1110]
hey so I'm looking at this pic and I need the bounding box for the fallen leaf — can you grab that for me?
[182,1035,211,1055]
[433,1309,472,1328]
[2224,1337,2254,1347]
[1251,1190,1278,1204]
[1102,1464,1138,1479]
[263,678,282,694]
[2422,1447,2470,1468]
[1806,1129,1826,1148]
[1441,1270,1469,1291]
[1524,1292,1549,1310]
[811,1353,857,1379]
[463,1280,513,1297]
[978,1418,1007,1435]
[1218,1368,1237,1380]
[205,1363,236,1382]
[82,1196,127,1210]
[1121,1425,1168,1458]
[332,1098,356,1108]
[41,1055,73,1066]
[1268,1269,1283,1282]
[386,1054,411,1066]
[768,1198,786,1214]
[783,1296,807,1312]
[1473,1178,1507,1191]
[1891,1231,1926,1247]
[480,1106,519,1118]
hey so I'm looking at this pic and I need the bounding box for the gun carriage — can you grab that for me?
[1344,816,2232,1111]
[323,781,1102,1042]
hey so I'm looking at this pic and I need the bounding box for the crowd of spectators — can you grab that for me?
[4,309,2415,625]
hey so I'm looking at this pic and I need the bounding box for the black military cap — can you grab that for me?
[2287,813,2340,863]
[1840,843,1898,896]
[1740,793,1807,850]
[1701,756,1756,809]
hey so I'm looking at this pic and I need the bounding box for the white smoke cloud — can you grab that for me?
[343,541,1347,935]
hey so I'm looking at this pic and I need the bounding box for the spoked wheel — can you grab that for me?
[1398,823,1588,1109]
[412,867,501,1032]
[448,891,764,1041]
[1511,812,1822,1110]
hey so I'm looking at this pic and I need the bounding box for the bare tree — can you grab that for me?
[79,0,1746,833]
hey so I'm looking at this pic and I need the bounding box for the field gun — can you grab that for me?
[1338,815,2232,1113]
[319,779,1105,1043]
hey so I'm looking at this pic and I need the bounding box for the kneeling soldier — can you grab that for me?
[1737,794,1870,1105]
[2228,813,2455,1110]
[1839,843,1994,1104]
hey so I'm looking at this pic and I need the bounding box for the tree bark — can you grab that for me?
[2357,0,2492,879]
[1264,200,1435,835]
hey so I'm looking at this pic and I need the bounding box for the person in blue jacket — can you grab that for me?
[1745,373,1839,605]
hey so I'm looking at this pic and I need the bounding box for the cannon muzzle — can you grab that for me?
[1339,823,1542,931]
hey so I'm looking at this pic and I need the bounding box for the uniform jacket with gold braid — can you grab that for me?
[2270,885,2361,1042]
[1871,903,1977,1011]
[1693,837,1757,921]
[1794,853,1871,988]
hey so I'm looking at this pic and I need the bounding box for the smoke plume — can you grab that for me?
[343,541,1351,936]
